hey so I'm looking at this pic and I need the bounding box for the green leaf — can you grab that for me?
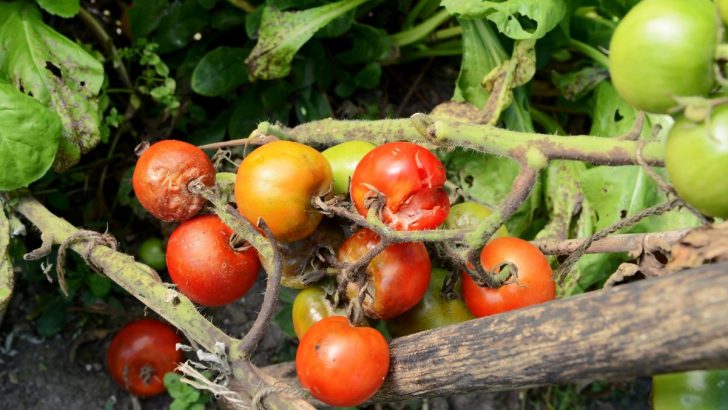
[335,24,391,65]
[0,207,14,319]
[36,298,68,337]
[245,0,370,80]
[165,373,201,404]
[0,82,61,191]
[443,0,567,40]
[273,306,296,339]
[444,150,541,238]
[35,0,80,17]
[128,0,169,38]
[0,2,104,172]
[353,62,381,89]
[191,47,249,97]
[152,0,209,53]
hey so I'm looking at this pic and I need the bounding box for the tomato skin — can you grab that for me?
[338,228,431,320]
[296,316,390,407]
[350,142,450,231]
[106,319,183,397]
[166,215,260,307]
[462,237,555,317]
[652,369,728,410]
[133,140,215,222]
[234,141,333,242]
[321,140,376,195]
[138,237,166,271]
[386,267,473,337]
[666,105,728,218]
[292,286,344,340]
[609,0,717,113]
[445,202,509,238]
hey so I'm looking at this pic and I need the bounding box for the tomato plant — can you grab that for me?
[386,267,473,337]
[350,142,450,231]
[666,105,728,219]
[235,140,333,242]
[291,286,344,340]
[608,0,717,113]
[652,369,728,410]
[338,228,431,319]
[462,237,555,317]
[132,140,216,222]
[321,140,376,195]
[445,201,509,238]
[138,237,166,271]
[106,319,183,397]
[166,215,260,307]
[279,221,344,289]
[296,316,390,407]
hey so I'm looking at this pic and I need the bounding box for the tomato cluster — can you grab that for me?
[130,137,559,406]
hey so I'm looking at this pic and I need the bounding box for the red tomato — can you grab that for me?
[462,237,555,317]
[166,215,260,306]
[296,316,390,407]
[106,319,183,397]
[350,142,449,231]
[338,228,431,319]
[133,140,215,222]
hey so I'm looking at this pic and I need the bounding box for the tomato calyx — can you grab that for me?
[464,255,514,289]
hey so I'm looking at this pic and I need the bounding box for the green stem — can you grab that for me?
[226,0,257,13]
[271,117,665,166]
[569,38,609,68]
[402,0,440,29]
[431,25,462,41]
[391,9,452,47]
[530,107,566,135]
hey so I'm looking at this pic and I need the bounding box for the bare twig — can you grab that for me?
[532,229,691,255]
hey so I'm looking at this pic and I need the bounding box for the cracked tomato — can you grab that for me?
[350,142,449,230]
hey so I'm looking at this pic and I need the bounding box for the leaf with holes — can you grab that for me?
[0,82,61,191]
[245,0,369,80]
[442,0,567,40]
[35,0,80,17]
[0,1,104,171]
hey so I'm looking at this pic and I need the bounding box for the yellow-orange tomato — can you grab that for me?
[234,141,333,242]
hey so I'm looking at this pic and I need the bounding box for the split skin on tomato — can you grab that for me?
[338,228,431,320]
[666,105,728,219]
[132,140,215,222]
[235,140,333,242]
[608,0,717,113]
[462,237,555,317]
[106,319,183,397]
[166,215,260,307]
[321,140,376,196]
[386,267,474,338]
[296,316,390,407]
[292,286,345,340]
[351,141,450,231]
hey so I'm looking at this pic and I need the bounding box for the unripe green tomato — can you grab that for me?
[386,268,474,337]
[138,238,166,270]
[666,105,728,218]
[652,369,728,410]
[719,0,728,26]
[445,202,509,238]
[609,0,717,113]
[291,286,344,340]
[321,141,376,195]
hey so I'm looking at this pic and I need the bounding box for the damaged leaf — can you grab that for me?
[245,0,370,80]
[0,1,104,171]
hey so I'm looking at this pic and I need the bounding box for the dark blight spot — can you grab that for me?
[45,61,62,79]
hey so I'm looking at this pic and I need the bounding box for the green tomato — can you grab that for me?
[444,202,509,238]
[719,0,728,27]
[666,104,728,218]
[138,237,166,271]
[653,369,728,410]
[292,286,344,340]
[386,267,474,338]
[321,141,376,195]
[609,0,717,113]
